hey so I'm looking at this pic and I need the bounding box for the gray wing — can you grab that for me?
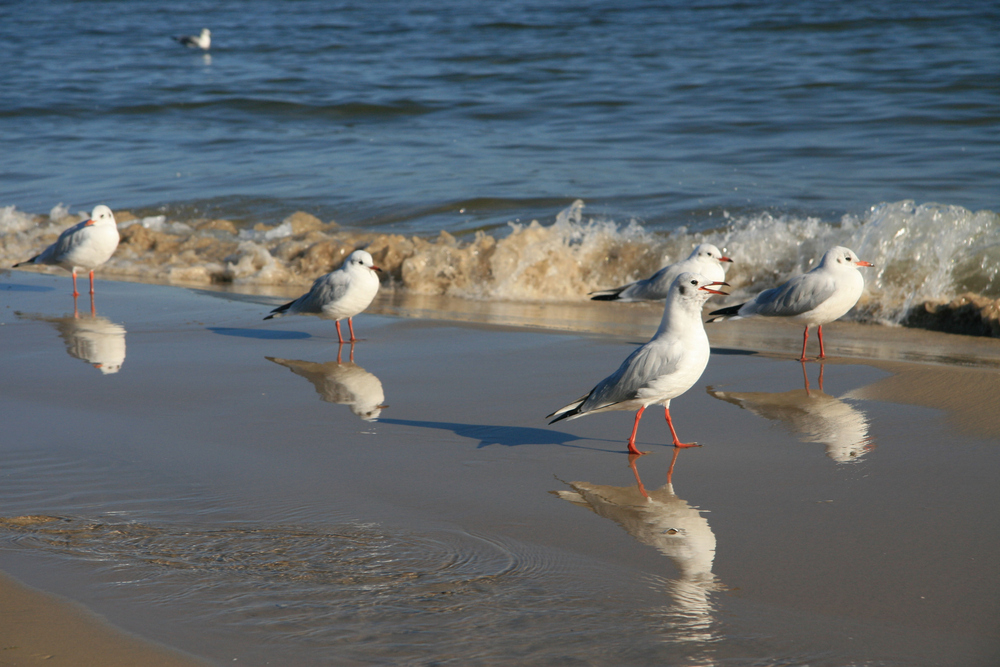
[748,272,837,317]
[582,342,681,411]
[36,219,91,263]
[617,265,681,301]
[291,270,351,313]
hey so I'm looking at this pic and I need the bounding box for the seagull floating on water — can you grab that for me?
[590,243,733,302]
[707,246,873,361]
[549,272,728,455]
[265,249,382,344]
[13,205,120,298]
[173,28,211,50]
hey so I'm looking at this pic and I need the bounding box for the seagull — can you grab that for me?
[173,28,211,50]
[264,249,382,343]
[548,272,728,455]
[590,243,733,302]
[13,205,120,298]
[707,246,873,361]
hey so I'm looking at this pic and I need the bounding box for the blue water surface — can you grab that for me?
[1,0,997,232]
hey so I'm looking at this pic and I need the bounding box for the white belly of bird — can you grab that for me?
[788,272,864,327]
[60,227,119,271]
[320,275,379,320]
[636,339,711,406]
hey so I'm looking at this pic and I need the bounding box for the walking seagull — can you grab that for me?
[549,273,728,455]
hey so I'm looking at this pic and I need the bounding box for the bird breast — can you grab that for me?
[792,269,865,326]
[60,224,120,270]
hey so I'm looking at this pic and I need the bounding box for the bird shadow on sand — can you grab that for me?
[376,418,621,452]
[2,281,54,293]
[709,347,757,356]
[207,327,311,340]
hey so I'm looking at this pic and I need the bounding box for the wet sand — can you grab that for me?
[0,570,207,666]
[1,270,999,666]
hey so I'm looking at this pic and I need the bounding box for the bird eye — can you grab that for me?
[690,279,697,285]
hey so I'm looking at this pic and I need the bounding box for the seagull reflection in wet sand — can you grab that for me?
[267,343,387,421]
[552,450,722,641]
[17,308,126,375]
[707,362,874,462]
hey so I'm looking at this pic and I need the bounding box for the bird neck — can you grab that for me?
[654,300,700,337]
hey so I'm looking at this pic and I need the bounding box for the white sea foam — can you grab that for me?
[4,200,998,334]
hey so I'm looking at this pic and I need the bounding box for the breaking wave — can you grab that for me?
[3,199,998,336]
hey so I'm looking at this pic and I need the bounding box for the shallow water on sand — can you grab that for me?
[1,273,999,665]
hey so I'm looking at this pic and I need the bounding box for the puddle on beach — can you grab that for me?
[0,455,737,666]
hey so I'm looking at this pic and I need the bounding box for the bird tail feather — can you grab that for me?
[589,291,622,301]
[12,255,38,268]
[706,303,743,323]
[547,397,587,424]
[264,300,294,320]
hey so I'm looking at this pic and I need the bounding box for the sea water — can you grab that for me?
[2,0,998,330]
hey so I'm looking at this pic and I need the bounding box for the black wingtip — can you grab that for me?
[547,410,574,424]
[707,303,743,318]
[265,301,293,320]
[589,293,619,301]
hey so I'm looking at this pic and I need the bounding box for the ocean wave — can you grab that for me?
[3,200,998,336]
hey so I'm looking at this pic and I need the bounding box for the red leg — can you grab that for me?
[817,324,826,359]
[71,269,80,298]
[89,270,96,295]
[627,454,649,498]
[665,405,699,448]
[335,320,346,344]
[799,326,809,362]
[801,360,812,395]
[666,446,681,484]
[626,406,648,455]
[347,317,357,342]
[89,292,96,317]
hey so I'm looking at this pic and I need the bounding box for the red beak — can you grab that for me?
[699,280,730,295]
[856,260,873,267]
[719,256,734,263]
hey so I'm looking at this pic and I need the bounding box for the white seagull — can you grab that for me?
[265,249,382,343]
[707,246,873,361]
[173,28,211,50]
[549,272,728,455]
[13,205,120,297]
[590,243,733,302]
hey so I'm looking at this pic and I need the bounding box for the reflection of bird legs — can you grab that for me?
[336,341,356,364]
[801,360,826,396]
[72,292,97,319]
[628,445,683,499]
[627,453,650,499]
[666,446,681,485]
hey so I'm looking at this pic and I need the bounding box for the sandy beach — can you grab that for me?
[1,270,999,666]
